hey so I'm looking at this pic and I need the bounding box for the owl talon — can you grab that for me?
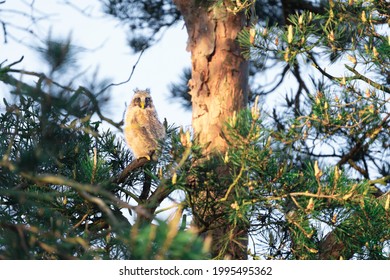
[137,155,151,161]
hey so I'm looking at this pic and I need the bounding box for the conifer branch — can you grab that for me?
[1,64,122,129]
[113,157,149,184]
[345,64,390,93]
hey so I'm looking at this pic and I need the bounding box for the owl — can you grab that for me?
[124,89,166,160]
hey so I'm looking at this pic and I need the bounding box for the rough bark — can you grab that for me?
[173,0,249,259]
[174,0,249,155]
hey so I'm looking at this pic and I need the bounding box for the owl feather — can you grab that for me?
[124,89,166,160]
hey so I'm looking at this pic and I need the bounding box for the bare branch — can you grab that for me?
[113,157,149,184]
[1,66,122,129]
[97,47,146,95]
[1,21,6,43]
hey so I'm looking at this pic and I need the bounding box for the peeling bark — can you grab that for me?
[174,0,249,155]
[173,0,249,259]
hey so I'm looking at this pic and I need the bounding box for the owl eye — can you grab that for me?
[133,97,141,105]
[145,97,152,106]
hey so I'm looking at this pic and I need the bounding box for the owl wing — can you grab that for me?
[130,122,157,144]
[148,111,166,140]
[151,122,166,141]
[124,120,156,159]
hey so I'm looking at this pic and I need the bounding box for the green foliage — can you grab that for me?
[0,83,207,259]
[1,0,389,260]
[128,219,208,259]
[0,36,207,260]
[168,67,192,109]
[239,0,389,179]
[37,34,77,74]
[101,0,181,52]
[187,108,389,259]
[232,0,390,259]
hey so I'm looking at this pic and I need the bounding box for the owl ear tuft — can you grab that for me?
[133,88,151,94]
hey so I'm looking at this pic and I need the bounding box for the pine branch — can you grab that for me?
[113,157,149,184]
[13,170,139,228]
[345,65,390,94]
[1,62,122,129]
[337,113,390,172]
[369,175,390,187]
[308,53,390,94]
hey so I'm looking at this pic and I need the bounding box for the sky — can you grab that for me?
[0,0,193,133]
[0,0,308,130]
[0,0,195,224]
[2,1,389,181]
[2,0,389,258]
[0,0,325,131]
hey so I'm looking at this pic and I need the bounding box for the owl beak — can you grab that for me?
[140,101,145,109]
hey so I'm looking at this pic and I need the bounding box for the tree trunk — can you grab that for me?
[173,0,249,259]
[174,0,249,154]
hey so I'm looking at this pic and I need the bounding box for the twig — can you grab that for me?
[2,56,24,68]
[309,52,390,94]
[1,21,7,44]
[345,64,390,93]
[18,172,137,216]
[1,67,122,129]
[261,64,290,95]
[78,190,119,227]
[369,175,390,187]
[289,192,339,199]
[220,166,244,202]
[78,86,123,128]
[60,0,98,18]
[72,213,89,230]
[337,113,389,168]
[97,47,146,95]
[309,52,339,81]
[347,159,368,178]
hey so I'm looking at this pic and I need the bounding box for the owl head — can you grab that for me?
[130,89,155,110]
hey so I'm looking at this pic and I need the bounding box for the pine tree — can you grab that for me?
[103,0,389,259]
[0,34,207,259]
[1,0,389,260]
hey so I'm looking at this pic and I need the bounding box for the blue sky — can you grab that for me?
[2,0,389,182]
[0,0,193,133]
[0,0,194,222]
[2,0,389,258]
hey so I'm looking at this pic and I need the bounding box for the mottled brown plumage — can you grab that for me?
[124,89,165,160]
